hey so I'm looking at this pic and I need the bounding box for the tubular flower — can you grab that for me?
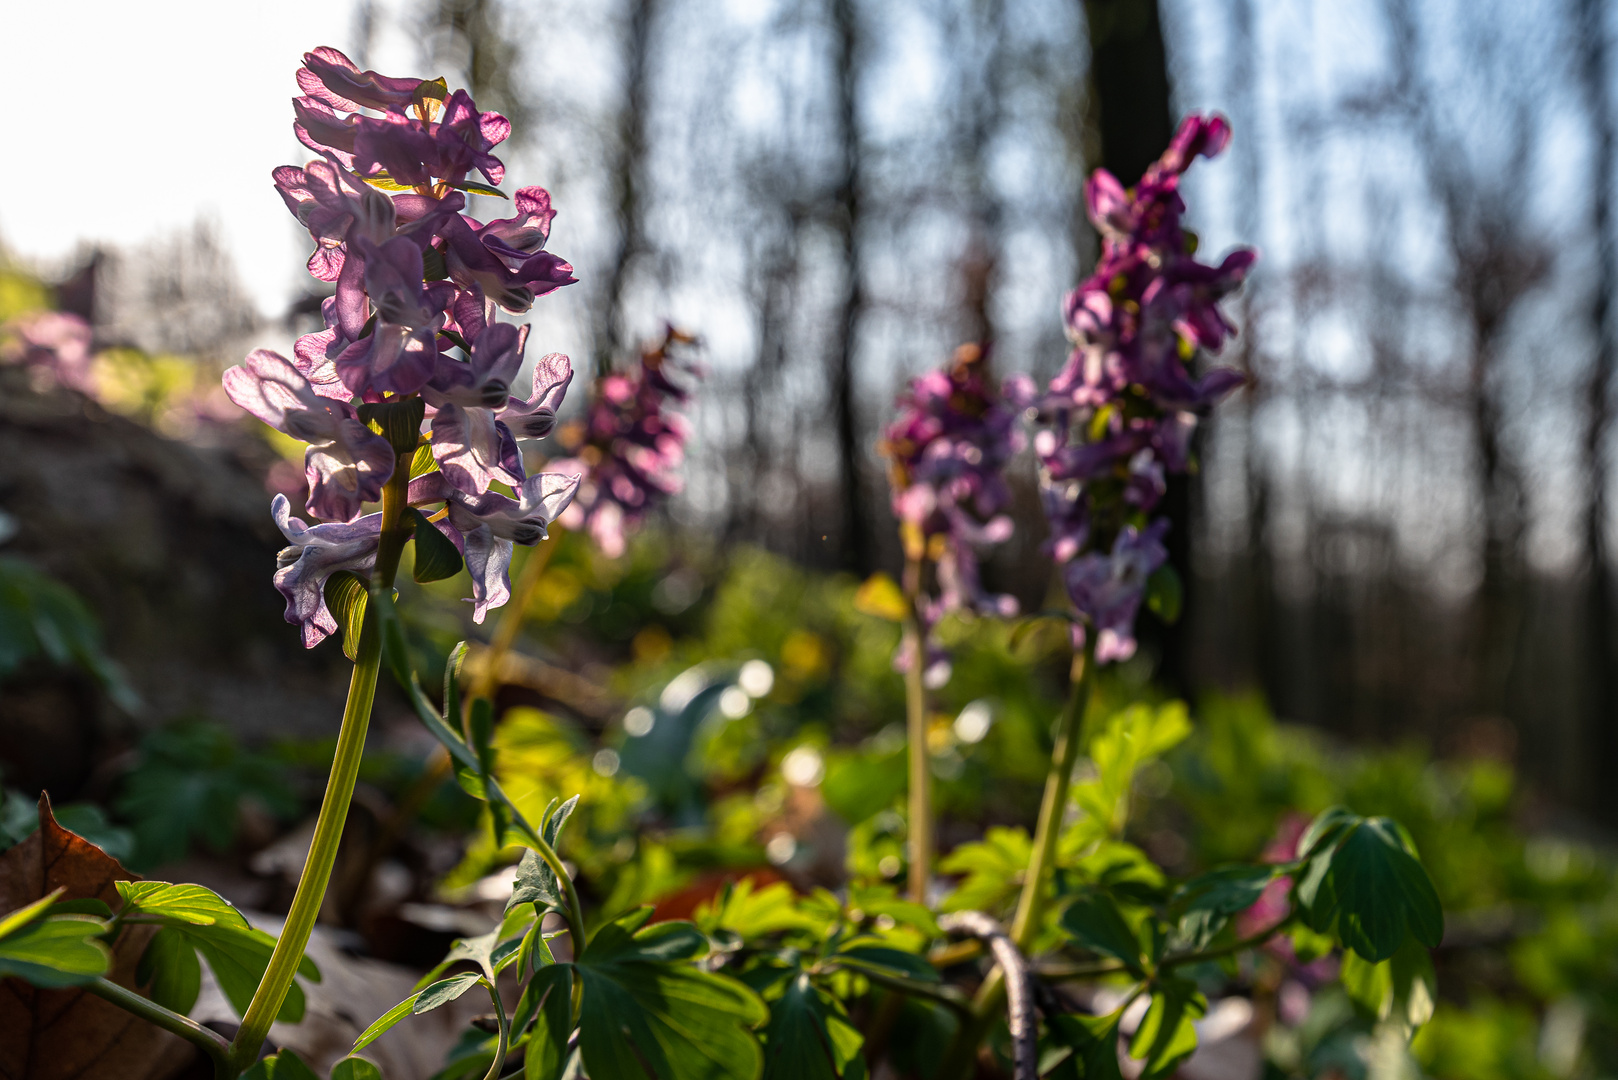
[554,329,698,559]
[232,47,582,645]
[271,494,383,648]
[880,344,1033,684]
[1037,113,1254,663]
[409,471,581,622]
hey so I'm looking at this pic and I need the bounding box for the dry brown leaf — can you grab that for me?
[0,794,193,1080]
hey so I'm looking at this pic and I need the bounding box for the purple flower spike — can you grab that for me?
[497,351,573,437]
[223,349,395,522]
[879,343,1030,681]
[298,47,422,113]
[235,45,585,642]
[1034,112,1254,663]
[556,329,697,559]
[271,494,382,647]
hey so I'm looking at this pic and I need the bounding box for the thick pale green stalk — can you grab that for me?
[902,555,932,904]
[87,977,232,1079]
[229,452,413,1071]
[939,645,1092,1080]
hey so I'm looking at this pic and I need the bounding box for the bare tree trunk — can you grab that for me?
[1577,0,1617,818]
[1226,0,1273,695]
[1081,0,1183,689]
[959,0,1007,347]
[829,0,871,573]
[1082,0,1175,185]
[426,0,532,138]
[596,0,657,377]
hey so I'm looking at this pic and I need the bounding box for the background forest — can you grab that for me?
[3,0,1618,1078]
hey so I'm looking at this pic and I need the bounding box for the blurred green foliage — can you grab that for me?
[0,556,140,712]
[114,721,299,868]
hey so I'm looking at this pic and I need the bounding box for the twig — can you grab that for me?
[941,911,1037,1080]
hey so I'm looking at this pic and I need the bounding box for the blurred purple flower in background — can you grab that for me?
[554,328,698,559]
[1037,113,1254,663]
[881,343,1032,684]
[0,311,97,394]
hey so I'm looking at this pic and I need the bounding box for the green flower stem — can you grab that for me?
[385,654,590,955]
[820,963,971,1017]
[1160,914,1296,971]
[479,978,511,1080]
[938,644,1092,1080]
[86,976,233,1080]
[902,554,932,905]
[1010,644,1092,949]
[229,449,414,1071]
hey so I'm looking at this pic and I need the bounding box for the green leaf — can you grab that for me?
[324,571,370,662]
[1144,565,1182,624]
[1289,922,1334,964]
[353,973,485,1053]
[332,1058,385,1080]
[1171,865,1278,951]
[820,747,905,827]
[417,971,485,1012]
[409,508,464,583]
[1128,982,1205,1079]
[940,827,1031,915]
[450,179,510,199]
[361,173,419,193]
[830,943,940,984]
[1325,818,1444,961]
[1340,935,1436,1029]
[1044,1012,1123,1080]
[410,441,440,478]
[570,908,767,1080]
[1071,704,1191,842]
[1060,892,1145,974]
[444,642,468,734]
[1175,865,1278,917]
[242,1050,322,1080]
[521,965,574,1080]
[50,898,114,918]
[170,922,320,1024]
[0,888,65,939]
[507,796,580,914]
[136,926,202,1014]
[0,914,111,987]
[117,881,249,928]
[851,573,907,622]
[422,244,451,282]
[1296,806,1359,859]
[358,397,427,457]
[353,995,421,1053]
[762,971,864,1080]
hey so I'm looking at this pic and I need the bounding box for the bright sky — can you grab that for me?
[0,0,366,317]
